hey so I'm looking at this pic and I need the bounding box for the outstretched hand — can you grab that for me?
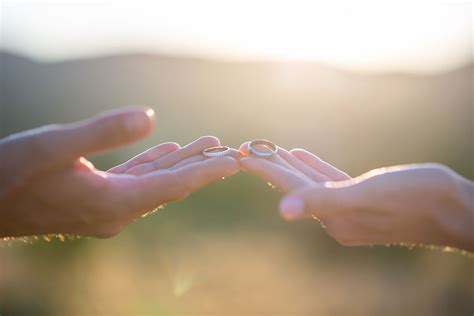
[239,143,474,251]
[0,107,239,238]
[2,110,472,252]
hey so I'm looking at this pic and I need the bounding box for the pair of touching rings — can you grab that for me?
[201,139,278,158]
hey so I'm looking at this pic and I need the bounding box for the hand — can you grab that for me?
[0,107,239,238]
[239,143,474,251]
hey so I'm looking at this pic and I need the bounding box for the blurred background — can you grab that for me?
[0,0,473,315]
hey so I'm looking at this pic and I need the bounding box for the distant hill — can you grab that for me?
[1,51,472,177]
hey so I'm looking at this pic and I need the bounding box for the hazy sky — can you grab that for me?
[1,0,472,73]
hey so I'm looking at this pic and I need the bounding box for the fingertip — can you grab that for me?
[144,107,155,119]
[123,108,155,138]
[147,108,157,132]
[289,148,304,153]
[135,106,156,128]
[238,156,269,174]
[210,155,240,173]
[289,148,308,157]
[239,142,251,156]
[122,105,156,124]
[225,148,244,160]
[163,142,181,151]
[68,107,157,156]
[198,135,221,147]
[290,148,325,165]
[143,141,181,161]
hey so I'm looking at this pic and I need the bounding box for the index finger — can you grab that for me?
[239,142,296,171]
[240,156,312,192]
[125,136,220,175]
[123,156,240,212]
[290,149,351,181]
[108,142,180,173]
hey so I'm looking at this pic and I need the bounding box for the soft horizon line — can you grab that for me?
[1,48,472,78]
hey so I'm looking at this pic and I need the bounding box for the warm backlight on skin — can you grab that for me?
[2,0,471,73]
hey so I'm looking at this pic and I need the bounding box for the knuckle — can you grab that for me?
[426,164,455,183]
[426,166,466,208]
[413,164,459,198]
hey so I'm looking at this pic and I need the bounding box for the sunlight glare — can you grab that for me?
[1,0,472,72]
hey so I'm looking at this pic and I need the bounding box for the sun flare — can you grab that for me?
[1,0,472,72]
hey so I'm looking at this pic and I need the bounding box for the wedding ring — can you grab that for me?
[248,139,278,157]
[202,146,231,157]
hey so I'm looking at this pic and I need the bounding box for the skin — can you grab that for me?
[0,107,239,238]
[239,142,474,252]
[1,107,472,251]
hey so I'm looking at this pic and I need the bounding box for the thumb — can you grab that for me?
[0,107,155,189]
[57,107,155,159]
[278,182,358,221]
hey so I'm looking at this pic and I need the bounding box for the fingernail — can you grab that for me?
[145,108,155,118]
[279,196,305,220]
